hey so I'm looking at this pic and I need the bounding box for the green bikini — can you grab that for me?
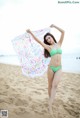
[50,48,62,56]
[49,47,62,72]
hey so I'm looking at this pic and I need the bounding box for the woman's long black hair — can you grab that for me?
[44,33,57,58]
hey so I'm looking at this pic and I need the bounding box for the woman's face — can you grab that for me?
[45,35,54,44]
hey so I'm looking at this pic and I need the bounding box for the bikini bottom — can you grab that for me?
[50,65,61,72]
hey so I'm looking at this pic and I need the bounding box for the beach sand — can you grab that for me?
[0,63,80,118]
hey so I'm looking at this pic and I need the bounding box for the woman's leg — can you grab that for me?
[50,69,62,103]
[47,67,54,113]
[49,69,62,112]
[47,66,54,97]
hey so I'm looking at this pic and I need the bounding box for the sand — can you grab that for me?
[0,63,80,118]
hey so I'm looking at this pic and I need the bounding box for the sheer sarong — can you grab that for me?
[12,28,51,78]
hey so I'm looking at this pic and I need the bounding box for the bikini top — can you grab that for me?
[50,45,62,56]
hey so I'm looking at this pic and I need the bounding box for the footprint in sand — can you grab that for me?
[33,91,42,95]
[15,99,29,106]
[13,107,27,115]
[5,85,10,89]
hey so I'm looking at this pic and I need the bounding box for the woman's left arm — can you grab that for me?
[50,24,65,46]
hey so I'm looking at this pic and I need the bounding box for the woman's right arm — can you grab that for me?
[50,24,65,46]
[26,29,50,51]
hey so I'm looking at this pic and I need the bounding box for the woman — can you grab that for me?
[26,24,65,113]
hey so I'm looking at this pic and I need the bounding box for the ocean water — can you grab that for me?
[0,54,80,74]
[62,53,80,73]
[0,55,20,65]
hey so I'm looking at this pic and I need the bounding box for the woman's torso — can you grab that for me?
[48,43,62,67]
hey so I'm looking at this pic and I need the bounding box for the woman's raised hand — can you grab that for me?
[50,24,55,28]
[26,29,31,33]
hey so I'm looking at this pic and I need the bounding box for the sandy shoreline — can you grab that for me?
[0,63,80,118]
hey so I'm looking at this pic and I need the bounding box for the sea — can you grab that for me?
[0,53,80,74]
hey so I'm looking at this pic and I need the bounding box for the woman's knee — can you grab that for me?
[52,78,61,88]
[52,83,58,88]
[48,82,52,89]
[48,78,53,89]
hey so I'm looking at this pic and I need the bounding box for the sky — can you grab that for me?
[0,0,80,55]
